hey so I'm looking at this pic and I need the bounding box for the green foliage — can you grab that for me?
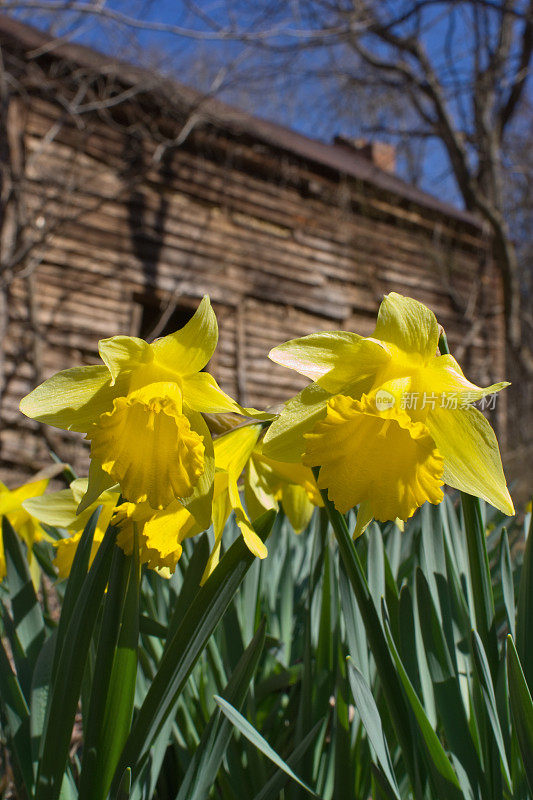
[0,494,531,799]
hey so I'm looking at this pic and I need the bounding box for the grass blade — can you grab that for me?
[347,659,400,800]
[516,511,533,692]
[51,507,102,685]
[470,631,512,791]
[35,524,117,800]
[415,569,482,793]
[214,695,321,798]
[507,635,533,795]
[2,517,45,697]
[461,494,498,676]
[499,529,515,639]
[251,721,324,800]
[79,546,131,800]
[314,474,419,791]
[111,511,276,791]
[0,635,32,793]
[94,537,140,800]
[382,604,462,799]
[176,619,266,800]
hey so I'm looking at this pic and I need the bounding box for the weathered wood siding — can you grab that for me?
[0,30,506,483]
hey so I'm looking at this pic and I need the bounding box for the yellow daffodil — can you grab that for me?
[264,293,514,532]
[0,478,50,585]
[19,297,261,527]
[245,445,323,534]
[24,477,202,578]
[23,478,120,579]
[202,423,267,581]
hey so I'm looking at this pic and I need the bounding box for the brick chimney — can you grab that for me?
[334,135,396,173]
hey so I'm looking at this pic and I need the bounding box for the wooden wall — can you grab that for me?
[0,89,506,484]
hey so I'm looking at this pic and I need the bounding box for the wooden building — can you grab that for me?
[0,16,506,483]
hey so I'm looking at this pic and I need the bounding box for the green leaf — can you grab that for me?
[139,614,167,639]
[516,511,533,693]
[499,529,515,639]
[333,645,352,799]
[346,660,400,800]
[461,494,498,676]
[79,546,131,800]
[2,516,45,696]
[114,768,131,800]
[176,620,266,800]
[339,559,370,684]
[214,695,320,798]
[470,631,512,791]
[50,506,102,686]
[382,605,462,799]
[278,551,294,666]
[370,764,404,800]
[166,532,210,641]
[30,632,57,770]
[507,635,533,796]
[111,511,276,791]
[88,534,140,800]
[35,522,117,800]
[415,570,482,793]
[251,721,325,800]
[367,523,385,609]
[314,476,418,790]
[0,634,33,794]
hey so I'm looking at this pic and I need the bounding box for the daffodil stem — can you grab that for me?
[312,468,418,792]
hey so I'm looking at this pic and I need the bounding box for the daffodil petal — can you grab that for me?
[70,478,90,505]
[244,457,278,521]
[426,405,514,516]
[151,295,217,376]
[200,480,232,584]
[263,382,331,462]
[201,534,223,584]
[318,339,390,394]
[353,501,373,539]
[54,529,105,579]
[0,479,49,515]
[256,452,321,506]
[182,371,243,414]
[98,336,152,384]
[19,365,121,432]
[25,478,120,536]
[269,331,367,380]
[228,478,268,558]
[23,488,80,528]
[142,503,197,559]
[78,460,116,513]
[281,483,314,533]
[214,424,262,477]
[235,510,268,559]
[373,293,439,361]
[414,354,509,402]
[303,394,444,520]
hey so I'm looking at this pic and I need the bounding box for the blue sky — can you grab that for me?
[13,0,531,210]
